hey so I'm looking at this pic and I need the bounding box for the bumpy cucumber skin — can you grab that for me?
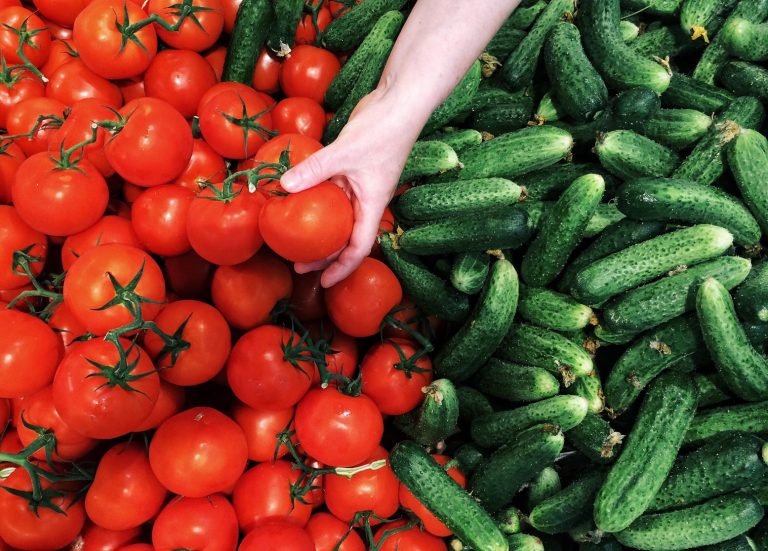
[518,163,616,201]
[457,385,494,427]
[470,100,535,135]
[730,129,768,236]
[694,372,733,407]
[594,373,698,533]
[722,17,768,61]
[527,467,562,510]
[485,27,527,61]
[610,87,663,132]
[720,62,768,102]
[680,0,739,39]
[585,204,627,238]
[684,401,768,446]
[629,25,693,59]
[595,130,680,181]
[615,494,764,550]
[451,252,490,296]
[736,261,768,324]
[642,109,713,150]
[390,440,508,551]
[697,277,768,401]
[507,1,548,30]
[536,91,566,123]
[507,534,545,551]
[566,412,624,464]
[471,358,560,403]
[422,61,482,137]
[454,442,485,475]
[394,379,459,446]
[399,140,459,184]
[620,0,682,16]
[425,128,483,153]
[663,73,735,113]
[569,369,605,414]
[265,0,303,57]
[222,0,274,84]
[529,469,607,535]
[469,424,565,514]
[321,0,406,51]
[518,286,594,332]
[698,536,759,551]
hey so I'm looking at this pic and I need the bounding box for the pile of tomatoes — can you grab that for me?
[0,0,456,550]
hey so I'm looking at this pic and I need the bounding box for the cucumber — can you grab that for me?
[722,17,768,62]
[518,286,595,332]
[745,321,768,352]
[469,424,565,514]
[694,372,733,408]
[222,0,274,84]
[729,129,768,236]
[648,432,768,512]
[425,128,483,153]
[595,325,642,346]
[619,0,682,16]
[470,358,560,404]
[500,0,575,90]
[610,87,663,132]
[435,259,519,382]
[719,62,768,101]
[616,177,760,246]
[390,440,508,551]
[584,203,626,238]
[469,100,535,135]
[399,141,460,184]
[578,0,672,93]
[698,536,759,551]
[569,369,606,414]
[457,385,494,427]
[571,224,734,306]
[379,236,470,323]
[394,379,460,446]
[602,255,752,334]
[470,395,589,448]
[421,61,482,137]
[736,261,768,324]
[683,401,768,447]
[507,534,545,551]
[628,25,692,59]
[451,252,490,296]
[595,130,680,181]
[680,0,739,41]
[697,277,768,402]
[507,1,548,30]
[579,536,624,551]
[496,506,523,535]
[529,469,607,535]
[751,519,768,550]
[641,109,713,150]
[663,73,736,113]
[265,0,303,57]
[566,413,625,464]
[614,494,764,550]
[527,466,561,510]
[454,442,485,475]
[605,315,706,415]
[518,163,616,201]
[485,27,527,61]
[593,373,698,533]
[620,20,641,43]
[321,0,406,51]
[533,92,566,124]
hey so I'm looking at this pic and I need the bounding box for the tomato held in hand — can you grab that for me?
[148,0,224,52]
[231,402,294,462]
[239,518,315,551]
[173,139,228,193]
[144,49,218,118]
[131,184,194,256]
[306,512,366,551]
[0,310,61,398]
[152,494,239,551]
[280,45,340,104]
[0,205,47,290]
[272,97,326,142]
[60,215,142,271]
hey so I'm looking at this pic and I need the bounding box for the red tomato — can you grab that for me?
[252,48,281,93]
[324,446,399,523]
[0,142,25,205]
[0,0,19,7]
[290,271,326,322]
[71,522,142,551]
[132,379,185,431]
[306,512,366,551]
[211,250,293,330]
[0,68,44,129]
[41,39,79,79]
[372,520,448,551]
[294,387,383,467]
[63,244,166,335]
[239,518,314,551]
[48,302,87,349]
[53,339,160,439]
[231,402,294,462]
[384,296,444,341]
[131,184,194,256]
[204,45,226,80]
[0,7,51,67]
[308,323,358,385]
[221,0,241,32]
[0,309,61,398]
[0,206,46,290]
[86,442,168,531]
[295,6,332,45]
[105,97,193,186]
[32,0,92,27]
[173,138,228,193]
[239,133,322,196]
[60,215,142,271]
[144,49,218,118]
[6,96,67,156]
[149,0,224,51]
[46,59,123,108]
[0,398,8,429]
[272,97,326,142]
[328,0,362,18]
[142,299,231,386]
[280,45,340,104]
[325,257,403,337]
[117,545,154,551]
[119,78,145,103]
[74,0,158,79]
[152,494,239,551]
[162,249,215,299]
[149,406,248,497]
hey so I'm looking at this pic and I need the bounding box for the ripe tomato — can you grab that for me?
[63,244,166,335]
[119,78,145,103]
[53,339,160,439]
[131,185,194,256]
[41,39,79,78]
[306,512,366,551]
[149,406,248,497]
[260,182,353,263]
[152,494,239,551]
[0,309,61,398]
[325,257,403,337]
[173,138,228,193]
[144,49,218,118]
[231,402,294,462]
[48,302,87,350]
[238,133,322,195]
[221,0,241,32]
[72,522,142,551]
[295,6,332,45]
[295,387,383,467]
[324,446,399,523]
[0,142,24,204]
[252,48,281,93]
[74,0,158,79]
[32,0,92,27]
[290,271,326,322]
[328,0,362,18]
[372,520,448,551]
[227,325,313,410]
[211,250,293,330]
[86,442,168,531]
[105,97,193,186]
[272,97,326,142]
[149,0,224,51]
[0,7,51,67]
[0,398,8,429]
[239,518,314,551]
[46,59,123,108]
[132,379,185,431]
[280,45,340,104]
[60,215,142,271]
[0,206,46,290]
[162,249,215,299]
[308,323,358,385]
[0,68,44,129]
[142,299,231,386]
[6,96,67,156]
[204,44,226,80]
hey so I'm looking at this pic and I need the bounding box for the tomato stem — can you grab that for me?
[3,17,48,83]
[6,247,63,321]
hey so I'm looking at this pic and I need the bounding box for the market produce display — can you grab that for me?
[1,0,768,549]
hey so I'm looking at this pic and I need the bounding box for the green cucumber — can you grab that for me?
[745,321,768,352]
[610,87,663,132]
[321,0,406,51]
[751,519,768,550]
[719,62,768,101]
[507,1,548,30]
[697,277,768,401]
[265,0,304,57]
[683,401,768,446]
[619,0,682,16]
[697,536,759,551]
[595,325,642,346]
[730,128,768,236]
[390,440,507,551]
[641,109,713,150]
[469,99,535,135]
[615,494,764,550]
[399,140,460,184]
[595,130,680,181]
[425,128,483,153]
[435,259,519,382]
[620,20,641,43]
[579,536,624,551]
[421,61,482,137]
[496,506,523,535]
[722,17,768,62]
[680,0,739,41]
[454,442,485,475]
[694,372,733,407]
[566,413,625,464]
[222,0,274,84]
[451,252,490,296]
[527,466,561,510]
[517,163,616,201]
[485,27,527,61]
[393,379,459,446]
[569,369,606,414]
[584,203,626,238]
[529,469,607,535]
[628,25,692,59]
[469,424,564,513]
[470,358,560,404]
[594,372,698,533]
[533,92,566,124]
[663,73,736,113]
[507,534,545,551]
[457,385,494,427]
[736,261,768,324]
[518,286,595,332]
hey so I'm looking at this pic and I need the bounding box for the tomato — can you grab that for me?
[272,97,326,142]
[41,39,79,79]
[328,0,362,18]
[149,406,248,497]
[63,244,166,335]
[149,0,224,51]
[399,454,467,537]
[105,97,193,186]
[0,68,44,130]
[132,379,185,431]
[238,133,322,196]
[221,0,241,32]
[173,138,228,193]
[72,522,142,551]
[306,512,366,551]
[12,152,109,236]
[60,216,141,271]
[0,206,45,291]
[152,494,239,551]
[86,442,168,531]
[117,545,154,551]
[0,7,51,68]
[0,142,24,205]
[0,468,86,550]
[32,0,92,27]
[211,250,293,330]
[308,324,358,385]
[252,48,281,93]
[384,296,444,341]
[142,299,231,386]
[119,78,145,103]
[232,460,313,532]
[47,302,87,350]
[0,398,8,429]
[231,402,294,462]
[6,96,67,156]
[162,249,215,299]
[53,338,160,439]
[295,6,332,45]
[0,309,61,398]
[204,45,226,80]
[186,183,266,266]
[294,387,383,467]
[131,185,194,256]
[290,271,326,322]
[144,49,218,118]
[280,45,340,104]
[239,518,315,551]
[325,257,403,337]
[46,59,123,108]
[372,520,448,551]
[74,0,158,80]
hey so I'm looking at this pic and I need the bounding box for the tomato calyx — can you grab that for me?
[7,247,63,320]
[389,339,432,379]
[217,97,277,159]
[96,263,163,327]
[0,57,35,88]
[83,339,155,392]
[2,16,49,82]
[227,146,292,193]
[149,314,192,368]
[113,0,204,53]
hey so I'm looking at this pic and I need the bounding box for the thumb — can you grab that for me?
[281,146,338,193]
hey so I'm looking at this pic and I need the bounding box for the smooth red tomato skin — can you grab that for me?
[240,133,322,196]
[325,257,403,337]
[239,519,315,551]
[231,403,294,462]
[119,78,145,103]
[6,96,67,156]
[307,512,366,551]
[149,0,224,51]
[272,97,326,142]
[280,45,340,103]
[290,271,326,322]
[373,520,448,551]
[0,69,44,129]
[144,49,218,118]
[198,87,273,159]
[0,310,61,398]
[117,545,154,551]
[0,205,47,290]
[61,215,142,271]
[86,442,168,531]
[211,251,293,330]
[149,407,248,497]
[48,301,87,349]
[0,141,24,204]
[0,7,51,67]
[131,185,194,256]
[162,249,215,299]
[308,324,358,385]
[205,45,226,80]
[173,138,228,193]
[222,0,242,32]
[72,522,142,551]
[152,494,239,551]
[132,379,185,431]
[143,300,231,386]
[252,48,281,93]
[0,398,8,430]
[46,59,123,108]
[42,39,79,77]
[295,388,384,468]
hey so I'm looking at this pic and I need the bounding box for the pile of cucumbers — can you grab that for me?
[323,0,768,549]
